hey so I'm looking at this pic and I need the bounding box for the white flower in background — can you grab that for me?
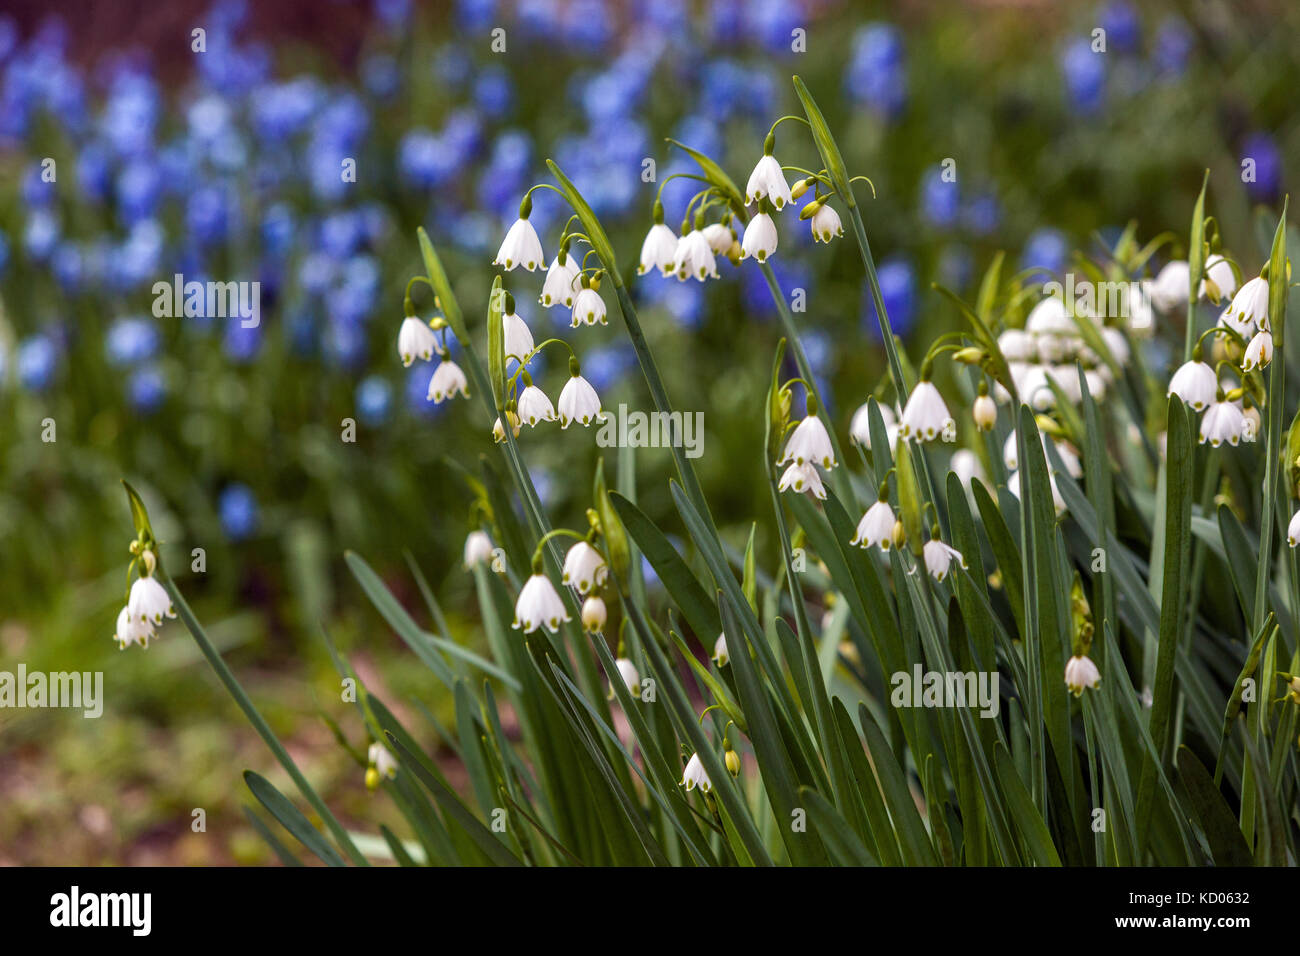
[638,223,679,276]
[558,371,603,428]
[681,753,713,793]
[612,658,641,698]
[113,605,156,649]
[1226,275,1270,331]
[562,541,607,594]
[849,402,897,448]
[1242,406,1261,443]
[1008,468,1067,516]
[701,222,734,255]
[581,595,607,634]
[922,537,967,582]
[398,316,437,366]
[778,461,827,499]
[540,253,581,307]
[513,573,571,633]
[1199,397,1244,447]
[950,449,984,488]
[1149,260,1189,312]
[899,380,953,442]
[740,212,778,262]
[1016,364,1056,411]
[1100,327,1130,367]
[745,153,792,210]
[973,391,997,431]
[463,530,495,569]
[779,414,836,469]
[571,283,607,327]
[517,380,556,426]
[494,215,545,272]
[672,228,719,282]
[713,633,729,666]
[427,359,469,403]
[851,497,896,551]
[1288,510,1300,547]
[810,203,843,243]
[1200,254,1237,302]
[1035,332,1078,364]
[128,575,175,626]
[1167,358,1217,411]
[1026,296,1074,336]
[1064,655,1101,696]
[493,409,521,443]
[1045,365,1082,404]
[1242,330,1273,371]
[368,742,398,779]
[997,328,1036,362]
[504,309,534,364]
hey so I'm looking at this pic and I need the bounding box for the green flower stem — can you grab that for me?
[160,574,370,866]
[757,260,855,505]
[1252,341,1286,633]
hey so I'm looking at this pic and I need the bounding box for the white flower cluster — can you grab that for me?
[511,540,608,636]
[113,555,175,650]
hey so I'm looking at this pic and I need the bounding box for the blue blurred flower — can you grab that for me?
[962,192,1001,236]
[862,256,916,339]
[1100,1,1140,53]
[1022,227,1069,274]
[224,318,263,363]
[187,185,235,246]
[218,483,259,541]
[1154,17,1193,76]
[261,203,296,258]
[251,76,321,142]
[846,23,906,120]
[357,374,393,426]
[938,245,974,291]
[473,66,512,117]
[51,243,83,291]
[920,166,960,227]
[106,317,162,366]
[1062,39,1105,114]
[457,0,497,31]
[1241,132,1282,202]
[116,158,163,224]
[581,343,635,391]
[128,365,166,414]
[362,53,401,99]
[23,208,60,261]
[17,335,57,390]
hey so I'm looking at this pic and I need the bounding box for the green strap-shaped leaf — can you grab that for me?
[243,771,347,867]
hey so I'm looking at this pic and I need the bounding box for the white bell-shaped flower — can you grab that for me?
[558,369,602,428]
[638,222,679,277]
[494,214,545,272]
[1064,654,1101,696]
[398,316,437,367]
[740,212,778,262]
[745,153,792,210]
[427,359,469,403]
[512,572,571,633]
[1167,358,1217,411]
[562,541,607,594]
[899,380,953,443]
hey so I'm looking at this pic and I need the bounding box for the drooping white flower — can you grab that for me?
[1167,359,1217,411]
[562,541,607,594]
[368,742,398,779]
[513,573,571,633]
[398,317,437,367]
[851,498,896,551]
[973,392,997,431]
[899,380,953,443]
[745,153,792,210]
[1149,260,1189,312]
[463,531,495,568]
[950,449,984,488]
[1016,364,1056,411]
[427,359,469,403]
[1026,296,1074,336]
[1200,254,1237,302]
[779,415,836,469]
[1242,406,1261,443]
[740,212,778,262]
[778,461,827,499]
[517,381,556,426]
[638,222,679,276]
[113,605,156,649]
[997,328,1036,362]
[540,252,581,307]
[681,752,713,793]
[581,595,607,633]
[1008,468,1067,516]
[1064,654,1101,696]
[672,228,719,282]
[612,658,641,697]
[1216,304,1255,340]
[922,537,967,582]
[128,575,175,627]
[1199,398,1244,447]
[494,216,545,272]
[713,633,729,666]
[1287,510,1300,547]
[571,284,607,327]
[850,402,898,449]
[493,410,521,443]
[504,310,534,364]
[701,222,734,255]
[1242,330,1274,371]
[558,372,602,428]
[810,203,843,243]
[1226,275,1270,331]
